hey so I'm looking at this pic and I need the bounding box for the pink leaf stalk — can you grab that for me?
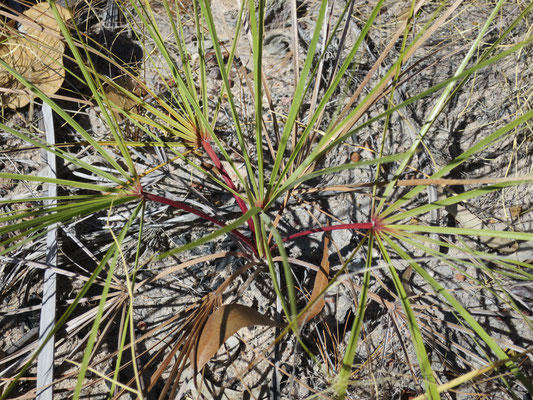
[275,215,389,250]
[201,139,256,234]
[143,190,256,254]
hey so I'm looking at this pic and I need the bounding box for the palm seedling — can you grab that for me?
[0,0,532,398]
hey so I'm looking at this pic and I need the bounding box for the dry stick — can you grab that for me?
[135,251,251,291]
[292,175,533,195]
[293,2,338,174]
[0,87,93,105]
[312,0,356,139]
[325,0,355,92]
[240,0,282,157]
[0,256,114,288]
[36,103,56,400]
[265,189,294,399]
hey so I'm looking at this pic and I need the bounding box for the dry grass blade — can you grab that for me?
[157,293,220,399]
[333,0,461,141]
[349,274,530,374]
[411,349,533,400]
[295,176,533,193]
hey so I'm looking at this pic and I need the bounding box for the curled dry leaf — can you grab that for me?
[191,303,283,371]
[103,75,141,122]
[0,2,71,108]
[192,236,330,372]
[297,234,330,325]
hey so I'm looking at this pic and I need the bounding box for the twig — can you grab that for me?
[36,102,57,400]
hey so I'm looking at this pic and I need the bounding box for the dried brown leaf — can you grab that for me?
[297,235,329,325]
[192,304,282,371]
[0,2,71,108]
[104,75,140,122]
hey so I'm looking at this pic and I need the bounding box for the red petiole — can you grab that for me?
[142,190,257,254]
[201,138,256,235]
[138,156,386,258]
